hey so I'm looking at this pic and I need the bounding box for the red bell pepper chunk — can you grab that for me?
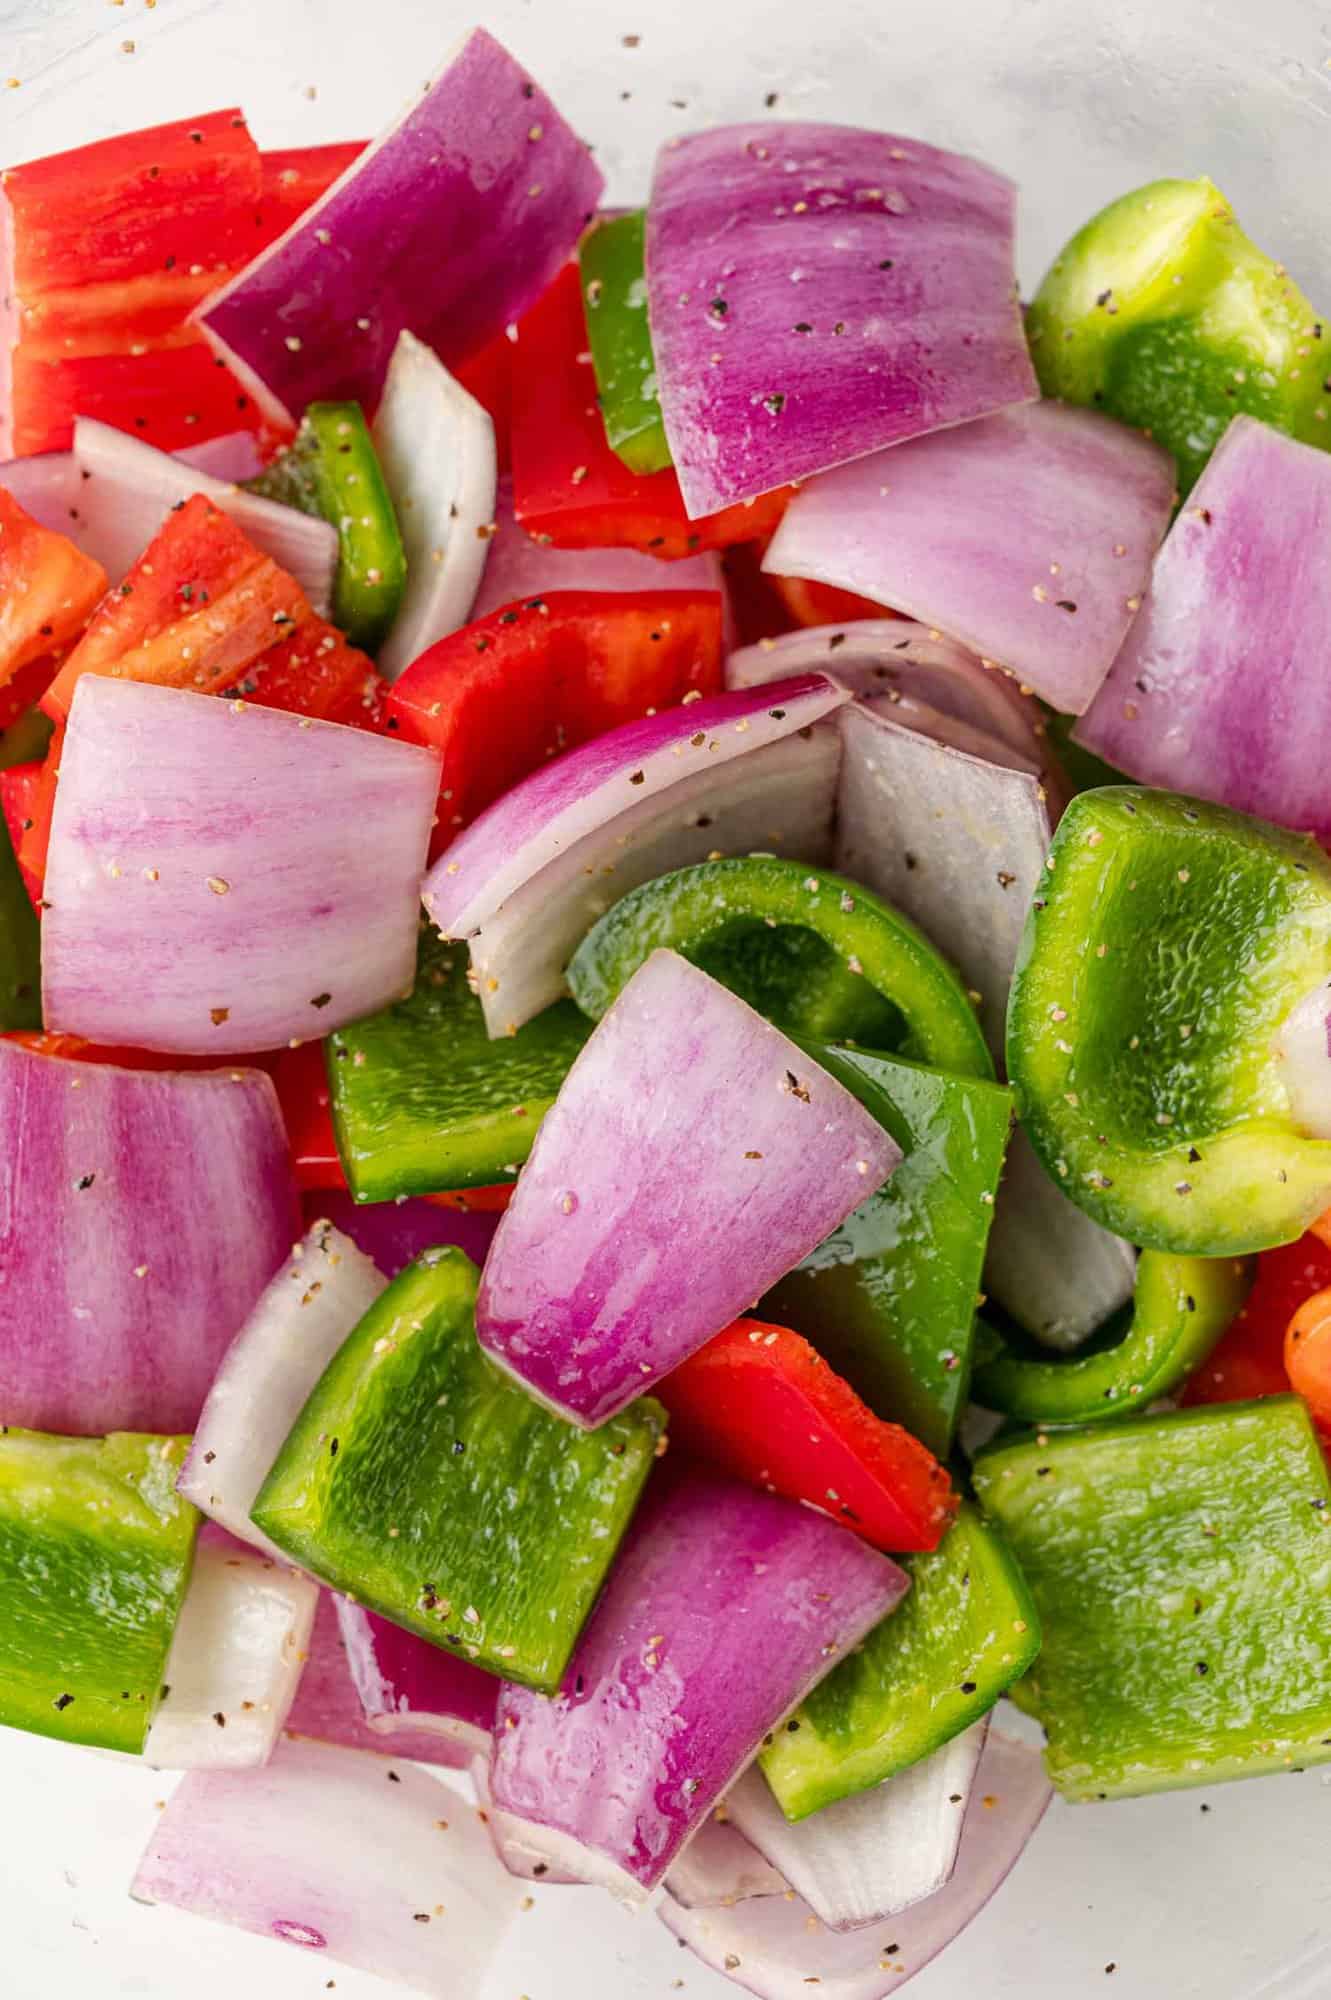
[0,653,60,734]
[385,588,724,840]
[1181,1229,1331,1409]
[1,1027,267,1072]
[0,490,108,689]
[254,143,367,247]
[271,1040,512,1213]
[228,615,388,730]
[657,1316,959,1554]
[768,574,897,628]
[510,265,791,557]
[42,494,311,722]
[453,328,514,475]
[0,761,44,912]
[9,338,271,459]
[1285,1286,1331,1436]
[17,729,59,905]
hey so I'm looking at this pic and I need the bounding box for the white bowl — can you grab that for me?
[6,2,1331,1996]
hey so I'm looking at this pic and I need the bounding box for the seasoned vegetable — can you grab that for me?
[579,211,671,475]
[974,1397,1331,1799]
[326,923,589,1201]
[1027,176,1331,495]
[568,856,993,1082]
[1007,787,1331,1254]
[764,1043,1012,1458]
[760,1502,1039,1819]
[974,1249,1250,1425]
[0,1428,198,1753]
[252,1247,664,1691]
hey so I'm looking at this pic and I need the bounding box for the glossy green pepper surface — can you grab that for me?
[975,1397,1331,1800]
[0,1430,197,1753]
[759,1502,1040,1819]
[250,400,406,651]
[252,1249,664,1693]
[579,211,672,475]
[1007,788,1331,1255]
[1027,177,1330,498]
[569,857,993,1082]
[0,809,40,1029]
[973,1249,1250,1426]
[765,1042,1011,1456]
[327,924,590,1201]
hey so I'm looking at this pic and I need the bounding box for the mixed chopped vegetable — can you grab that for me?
[6,24,1331,1999]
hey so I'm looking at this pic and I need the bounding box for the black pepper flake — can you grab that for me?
[793,321,813,334]
[628,769,645,785]
[827,633,847,650]
[500,610,519,625]
[764,90,779,106]
[708,297,729,318]
[452,1439,466,1456]
[203,1450,216,1465]
[1194,1661,1209,1676]
[763,392,787,415]
[960,1680,977,1694]
[75,1172,95,1191]
[387,1769,401,1781]
[904,851,918,872]
[533,1862,548,1876]
[53,1693,74,1711]
[329,1437,340,1457]
[1187,1147,1202,1163]
[310,992,332,1010]
[786,1718,800,1732]
[1035,1466,1052,1477]
[413,1913,430,1924]
[1056,599,1078,614]
[878,258,894,270]
[213,1710,227,1727]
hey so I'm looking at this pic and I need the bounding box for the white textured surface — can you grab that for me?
[6,2,1331,1995]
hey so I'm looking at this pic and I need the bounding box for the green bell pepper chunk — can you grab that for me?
[252,1248,664,1693]
[249,400,406,652]
[973,1249,1250,1426]
[759,1501,1040,1819]
[568,858,994,1082]
[0,805,40,1030]
[1007,787,1331,1255]
[689,920,906,1049]
[0,1430,197,1754]
[974,1396,1331,1800]
[579,211,672,475]
[0,705,52,772]
[1027,177,1330,497]
[764,1042,1012,1457]
[327,923,590,1201]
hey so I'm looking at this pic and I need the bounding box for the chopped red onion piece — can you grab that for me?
[44,678,440,1053]
[373,333,498,680]
[457,723,839,1037]
[339,1601,497,1756]
[284,1593,472,1772]
[174,432,269,484]
[1076,417,1331,829]
[69,418,338,608]
[766,403,1173,713]
[0,448,82,529]
[478,951,899,1425]
[422,673,848,1032]
[304,1189,500,1278]
[197,30,603,423]
[131,1737,520,1993]
[473,475,725,620]
[725,620,1043,766]
[646,124,1036,518]
[660,1732,1051,1998]
[0,1039,295,1436]
[144,1525,319,1771]
[664,1816,788,1910]
[1274,976,1331,1139]
[470,1756,584,1884]
[0,431,275,557]
[724,1722,988,1931]
[490,1464,907,1897]
[178,1221,385,1562]
[835,700,1134,1347]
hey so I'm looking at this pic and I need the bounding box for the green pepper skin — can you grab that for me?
[327,924,590,1200]
[759,1502,1039,1820]
[252,1248,664,1693]
[1007,787,1331,1255]
[690,920,906,1048]
[975,1397,1331,1800]
[0,804,40,1030]
[568,857,994,1082]
[579,211,672,475]
[973,1249,1251,1426]
[250,401,406,651]
[1019,179,1319,496]
[0,1430,197,1754]
[765,1044,1011,1457]
[1027,177,1330,497]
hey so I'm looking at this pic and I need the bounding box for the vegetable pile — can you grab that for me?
[8,27,1331,2000]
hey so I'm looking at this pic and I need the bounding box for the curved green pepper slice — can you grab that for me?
[1008,787,1331,1255]
[250,400,406,652]
[1027,177,1330,497]
[0,1430,197,1753]
[579,211,672,476]
[759,1501,1040,1819]
[973,1249,1250,1426]
[568,857,994,1082]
